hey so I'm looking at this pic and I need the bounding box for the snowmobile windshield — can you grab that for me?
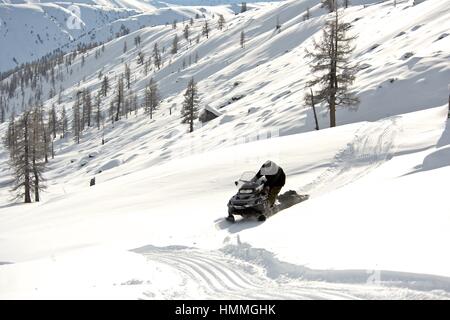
[239,171,256,182]
[235,171,257,187]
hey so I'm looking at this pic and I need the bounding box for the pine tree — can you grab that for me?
[190,17,194,26]
[181,78,200,133]
[240,30,245,48]
[305,9,359,128]
[123,41,128,53]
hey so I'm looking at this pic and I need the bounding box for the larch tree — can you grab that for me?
[305,9,359,128]
[73,92,82,144]
[145,78,160,119]
[95,91,102,130]
[115,75,125,122]
[83,88,92,128]
[9,111,33,203]
[218,14,226,30]
[202,20,209,39]
[171,34,179,54]
[181,77,200,133]
[153,43,162,70]
[184,24,190,41]
[48,104,58,139]
[60,106,68,138]
[124,63,131,89]
[101,75,109,97]
[30,106,48,201]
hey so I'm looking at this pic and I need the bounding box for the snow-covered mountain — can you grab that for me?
[0,0,249,72]
[0,0,449,299]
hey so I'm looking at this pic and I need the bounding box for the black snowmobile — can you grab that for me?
[226,171,309,223]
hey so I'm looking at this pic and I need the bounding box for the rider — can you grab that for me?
[253,160,286,207]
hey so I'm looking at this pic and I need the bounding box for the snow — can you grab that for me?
[0,0,450,299]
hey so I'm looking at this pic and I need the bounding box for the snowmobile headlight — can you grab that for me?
[239,189,253,194]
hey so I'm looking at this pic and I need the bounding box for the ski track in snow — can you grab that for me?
[300,117,398,196]
[135,246,450,300]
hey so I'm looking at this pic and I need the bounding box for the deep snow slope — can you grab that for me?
[0,105,449,299]
[0,0,449,299]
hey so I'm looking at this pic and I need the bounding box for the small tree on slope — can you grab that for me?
[181,78,200,133]
[145,78,160,119]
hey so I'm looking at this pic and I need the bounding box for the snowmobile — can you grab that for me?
[226,171,309,223]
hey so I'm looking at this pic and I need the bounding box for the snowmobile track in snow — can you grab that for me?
[140,248,361,299]
[135,246,450,300]
[301,117,399,196]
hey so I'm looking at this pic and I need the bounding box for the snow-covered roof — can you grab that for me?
[203,105,222,117]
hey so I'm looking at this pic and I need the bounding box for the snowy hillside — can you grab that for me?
[0,0,450,299]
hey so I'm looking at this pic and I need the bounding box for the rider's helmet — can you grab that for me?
[260,160,279,176]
